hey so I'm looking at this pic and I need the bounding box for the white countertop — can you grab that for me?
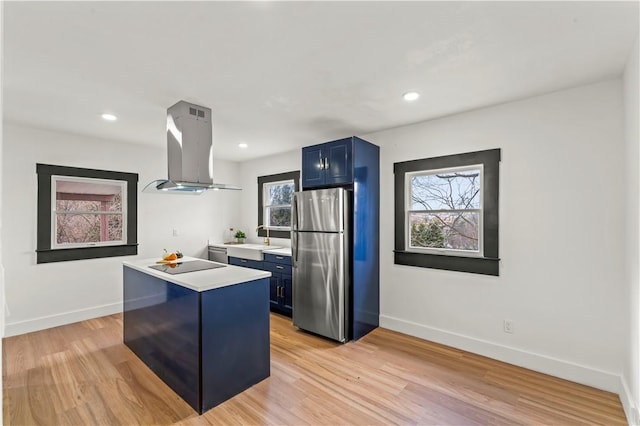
[208,242,230,248]
[208,242,291,257]
[263,247,292,256]
[123,256,271,292]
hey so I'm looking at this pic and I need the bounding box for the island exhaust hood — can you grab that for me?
[143,101,241,194]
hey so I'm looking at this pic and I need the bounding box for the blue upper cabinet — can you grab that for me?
[301,145,325,187]
[302,137,353,189]
[324,139,353,185]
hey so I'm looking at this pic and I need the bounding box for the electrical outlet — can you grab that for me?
[503,319,514,334]
[172,228,179,237]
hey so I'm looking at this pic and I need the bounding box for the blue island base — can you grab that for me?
[124,266,270,414]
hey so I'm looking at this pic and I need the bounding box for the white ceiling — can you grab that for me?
[3,1,639,162]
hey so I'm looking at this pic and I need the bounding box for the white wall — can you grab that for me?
[623,35,640,425]
[236,149,301,247]
[0,1,5,417]
[1,124,241,336]
[363,79,626,393]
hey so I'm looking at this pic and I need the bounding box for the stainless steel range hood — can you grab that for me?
[143,101,241,194]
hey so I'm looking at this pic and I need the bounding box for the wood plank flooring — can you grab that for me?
[3,313,627,425]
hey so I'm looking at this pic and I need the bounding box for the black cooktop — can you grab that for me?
[149,259,227,275]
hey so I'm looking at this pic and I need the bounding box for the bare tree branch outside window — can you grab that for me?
[408,167,482,252]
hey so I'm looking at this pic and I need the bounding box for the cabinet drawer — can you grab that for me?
[263,253,291,266]
[229,257,264,270]
[263,261,291,274]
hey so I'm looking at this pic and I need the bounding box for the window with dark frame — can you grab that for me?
[394,149,500,276]
[52,176,127,248]
[257,171,300,240]
[407,165,483,256]
[36,164,138,263]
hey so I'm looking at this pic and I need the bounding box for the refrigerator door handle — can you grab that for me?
[292,232,298,268]
[292,194,299,267]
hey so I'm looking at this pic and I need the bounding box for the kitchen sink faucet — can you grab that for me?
[256,225,270,246]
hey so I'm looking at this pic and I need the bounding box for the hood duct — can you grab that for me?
[143,101,241,194]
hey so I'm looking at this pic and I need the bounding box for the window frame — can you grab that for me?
[394,149,500,276]
[257,171,300,239]
[405,164,484,258]
[51,175,128,249]
[262,178,296,232]
[37,164,138,264]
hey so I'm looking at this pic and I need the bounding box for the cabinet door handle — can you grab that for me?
[276,265,284,270]
[240,259,247,263]
[276,256,284,260]
[277,286,282,298]
[324,157,329,170]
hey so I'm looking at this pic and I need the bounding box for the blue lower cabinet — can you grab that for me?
[229,257,264,270]
[200,278,270,412]
[229,253,293,317]
[269,274,280,310]
[263,254,292,317]
[264,253,291,266]
[123,268,200,410]
[281,273,293,313]
[123,266,270,414]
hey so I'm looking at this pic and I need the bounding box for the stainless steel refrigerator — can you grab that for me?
[291,188,350,342]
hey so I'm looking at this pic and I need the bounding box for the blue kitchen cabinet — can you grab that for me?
[301,137,353,189]
[230,253,293,317]
[281,273,293,312]
[228,257,264,270]
[263,253,292,317]
[123,265,270,414]
[269,275,280,310]
[301,145,324,187]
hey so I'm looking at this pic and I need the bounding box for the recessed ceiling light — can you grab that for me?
[238,143,248,149]
[101,113,117,121]
[403,92,420,102]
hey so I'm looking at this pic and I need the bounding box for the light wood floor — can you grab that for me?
[3,313,627,425]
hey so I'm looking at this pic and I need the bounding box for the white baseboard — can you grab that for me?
[380,314,622,394]
[621,377,639,425]
[4,302,122,337]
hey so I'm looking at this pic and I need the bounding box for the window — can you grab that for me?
[263,180,295,229]
[394,149,500,275]
[37,164,138,263]
[257,171,300,239]
[407,165,483,256]
[52,176,127,249]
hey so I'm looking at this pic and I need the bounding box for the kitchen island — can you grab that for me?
[123,257,271,414]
